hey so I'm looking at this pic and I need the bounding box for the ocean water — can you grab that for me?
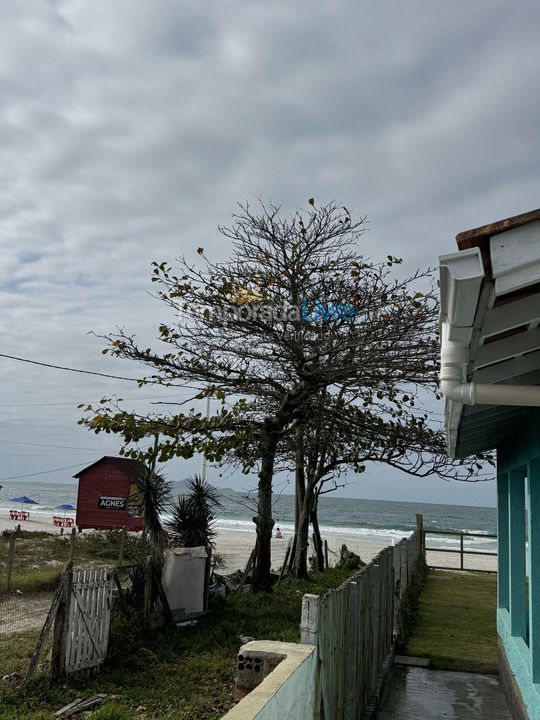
[0,480,497,552]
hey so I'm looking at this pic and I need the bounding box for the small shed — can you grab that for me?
[75,456,145,531]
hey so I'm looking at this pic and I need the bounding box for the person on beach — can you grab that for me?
[275,527,283,539]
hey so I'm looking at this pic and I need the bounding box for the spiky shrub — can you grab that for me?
[166,475,223,550]
[132,466,172,551]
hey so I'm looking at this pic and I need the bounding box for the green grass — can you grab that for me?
[0,567,352,720]
[89,703,132,720]
[405,570,498,674]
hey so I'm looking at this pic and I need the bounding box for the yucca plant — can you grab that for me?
[166,475,223,550]
[133,465,172,551]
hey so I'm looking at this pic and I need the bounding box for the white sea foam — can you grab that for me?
[212,517,414,543]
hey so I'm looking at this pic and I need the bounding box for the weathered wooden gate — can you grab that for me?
[53,568,113,677]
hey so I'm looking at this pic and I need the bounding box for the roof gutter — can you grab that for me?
[439,247,540,410]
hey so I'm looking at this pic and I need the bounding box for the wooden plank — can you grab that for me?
[93,570,110,669]
[153,568,174,625]
[345,581,358,717]
[277,540,292,585]
[53,697,84,717]
[237,547,256,592]
[425,529,497,538]
[52,563,73,681]
[337,586,345,718]
[113,569,128,617]
[91,570,101,668]
[76,569,89,671]
[318,597,329,718]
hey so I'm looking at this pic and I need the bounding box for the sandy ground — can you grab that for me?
[0,513,498,574]
[0,515,69,535]
[213,528,498,575]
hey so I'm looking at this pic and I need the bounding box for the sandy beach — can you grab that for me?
[0,513,498,574]
[0,514,69,535]
[214,528,498,575]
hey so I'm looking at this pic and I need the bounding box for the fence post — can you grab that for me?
[52,562,73,682]
[118,527,127,566]
[460,533,464,570]
[416,514,424,564]
[143,556,153,624]
[5,531,16,593]
[69,527,76,563]
[300,593,321,645]
[400,541,408,595]
[301,593,323,720]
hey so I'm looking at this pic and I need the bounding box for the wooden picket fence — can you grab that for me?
[301,526,423,720]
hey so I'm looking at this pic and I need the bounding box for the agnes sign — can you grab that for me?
[98,496,126,510]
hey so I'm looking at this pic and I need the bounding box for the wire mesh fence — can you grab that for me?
[0,529,150,682]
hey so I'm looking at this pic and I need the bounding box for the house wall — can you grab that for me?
[497,409,540,719]
[76,462,143,531]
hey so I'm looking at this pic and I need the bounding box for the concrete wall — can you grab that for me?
[221,641,317,720]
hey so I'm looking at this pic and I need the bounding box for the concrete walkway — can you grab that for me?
[378,666,512,720]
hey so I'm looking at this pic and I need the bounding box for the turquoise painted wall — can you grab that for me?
[498,408,540,473]
[498,409,540,719]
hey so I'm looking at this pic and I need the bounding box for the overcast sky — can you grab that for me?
[1,0,539,507]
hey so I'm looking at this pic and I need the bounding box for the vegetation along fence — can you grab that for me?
[301,525,423,720]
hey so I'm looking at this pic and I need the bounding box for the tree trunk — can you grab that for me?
[310,502,325,572]
[290,426,308,578]
[252,420,278,592]
[292,499,312,579]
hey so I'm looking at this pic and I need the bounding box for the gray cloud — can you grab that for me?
[1,0,540,504]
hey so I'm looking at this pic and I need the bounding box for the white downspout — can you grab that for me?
[440,332,540,407]
[440,378,540,407]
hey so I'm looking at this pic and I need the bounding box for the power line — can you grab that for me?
[0,461,93,482]
[0,452,100,458]
[0,439,107,451]
[0,353,142,382]
[0,352,205,391]
[0,394,181,408]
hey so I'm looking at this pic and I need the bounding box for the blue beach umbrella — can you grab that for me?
[10,496,39,512]
[55,504,76,517]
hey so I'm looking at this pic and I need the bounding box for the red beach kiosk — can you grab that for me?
[74,456,145,531]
